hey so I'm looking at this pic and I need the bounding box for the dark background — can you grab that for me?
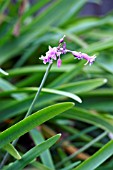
[28,0,113,16]
[80,0,113,16]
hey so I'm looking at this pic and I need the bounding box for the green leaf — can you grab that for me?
[0,78,27,100]
[3,64,75,77]
[0,0,10,13]
[57,148,72,167]
[74,140,113,170]
[31,161,52,170]
[58,78,107,94]
[3,143,21,160]
[81,89,113,97]
[80,37,113,54]
[53,0,87,26]
[61,161,81,170]
[56,131,107,168]
[97,55,113,74]
[0,87,82,103]
[0,0,88,64]
[0,102,74,148]
[67,16,112,34]
[0,78,106,122]
[30,129,55,169]
[82,97,113,112]
[0,68,9,76]
[21,1,51,21]
[4,134,61,170]
[61,107,113,133]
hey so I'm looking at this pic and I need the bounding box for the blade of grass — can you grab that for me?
[67,16,112,34]
[53,0,88,26]
[4,134,61,170]
[0,102,74,148]
[58,148,72,167]
[80,37,113,54]
[61,107,113,133]
[56,131,108,168]
[57,78,107,94]
[31,161,52,170]
[74,139,113,170]
[0,87,82,103]
[21,1,51,21]
[0,78,27,100]
[0,68,9,76]
[0,78,106,122]
[4,64,75,77]
[30,129,55,169]
[3,143,21,160]
[60,161,81,170]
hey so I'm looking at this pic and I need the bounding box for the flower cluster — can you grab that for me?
[71,51,96,66]
[39,35,96,67]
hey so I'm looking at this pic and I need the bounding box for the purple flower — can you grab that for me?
[46,46,57,60]
[82,53,96,65]
[62,42,66,54]
[72,51,82,59]
[39,36,67,67]
[57,58,62,68]
[39,55,49,64]
[88,55,96,65]
[39,35,96,67]
[72,51,96,65]
[59,35,66,44]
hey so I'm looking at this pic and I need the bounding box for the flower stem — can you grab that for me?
[25,62,52,117]
[0,63,52,169]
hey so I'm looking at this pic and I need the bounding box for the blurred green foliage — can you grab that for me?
[0,0,113,170]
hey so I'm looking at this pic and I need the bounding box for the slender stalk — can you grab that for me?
[0,63,52,169]
[25,62,52,117]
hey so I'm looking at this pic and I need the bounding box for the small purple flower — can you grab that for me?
[46,46,57,60]
[57,58,62,68]
[57,51,62,57]
[39,55,48,64]
[72,51,96,65]
[82,53,96,65]
[59,35,66,44]
[88,55,96,65]
[72,51,82,59]
[62,42,66,54]
[39,35,96,67]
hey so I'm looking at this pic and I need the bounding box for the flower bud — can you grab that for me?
[57,58,62,68]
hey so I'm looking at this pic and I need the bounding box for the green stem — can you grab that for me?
[25,62,52,117]
[0,63,52,169]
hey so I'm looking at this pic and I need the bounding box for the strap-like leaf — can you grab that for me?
[5,134,61,170]
[74,140,113,170]
[0,102,74,148]
[3,143,21,160]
